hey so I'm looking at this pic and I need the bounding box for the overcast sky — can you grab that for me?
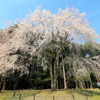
[0,0,100,42]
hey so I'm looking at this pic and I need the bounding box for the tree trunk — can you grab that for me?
[86,81,89,88]
[8,81,11,90]
[53,50,60,91]
[35,86,37,89]
[76,80,78,89]
[89,74,93,88]
[49,59,54,91]
[83,81,86,88]
[54,63,57,91]
[0,77,3,90]
[2,76,6,90]
[57,80,58,90]
[13,73,19,90]
[79,81,83,89]
[63,64,67,89]
[50,73,54,91]
[60,66,62,89]
[57,70,58,90]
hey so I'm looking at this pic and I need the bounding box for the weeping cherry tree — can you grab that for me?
[0,5,98,91]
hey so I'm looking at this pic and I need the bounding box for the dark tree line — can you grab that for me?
[0,41,100,90]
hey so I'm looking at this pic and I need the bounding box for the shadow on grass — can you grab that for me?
[66,88,100,97]
[7,90,42,100]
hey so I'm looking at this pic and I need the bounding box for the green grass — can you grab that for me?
[0,88,100,100]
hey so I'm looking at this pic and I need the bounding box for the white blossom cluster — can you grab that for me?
[0,5,98,76]
[62,56,100,81]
